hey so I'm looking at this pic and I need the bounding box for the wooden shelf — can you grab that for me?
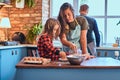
[0,3,5,9]
[0,2,12,9]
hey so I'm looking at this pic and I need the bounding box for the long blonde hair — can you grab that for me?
[43,18,61,39]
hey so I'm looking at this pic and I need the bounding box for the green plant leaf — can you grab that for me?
[26,21,43,43]
[25,0,35,8]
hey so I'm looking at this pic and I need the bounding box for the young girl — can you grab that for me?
[37,18,66,61]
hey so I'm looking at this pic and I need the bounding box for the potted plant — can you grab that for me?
[25,0,35,8]
[15,0,25,8]
[11,0,35,8]
[25,22,43,44]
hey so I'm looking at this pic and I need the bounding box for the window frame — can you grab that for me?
[50,0,120,45]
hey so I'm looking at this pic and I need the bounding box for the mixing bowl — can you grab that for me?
[67,55,85,65]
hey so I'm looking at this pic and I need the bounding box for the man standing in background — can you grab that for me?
[79,4,100,56]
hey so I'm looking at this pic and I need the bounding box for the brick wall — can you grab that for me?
[0,0,50,41]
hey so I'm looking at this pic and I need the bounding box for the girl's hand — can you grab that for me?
[59,51,67,59]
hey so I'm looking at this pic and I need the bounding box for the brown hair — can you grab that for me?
[43,18,61,38]
[80,4,89,12]
[57,2,74,36]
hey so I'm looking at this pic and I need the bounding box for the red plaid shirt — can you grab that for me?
[37,34,60,61]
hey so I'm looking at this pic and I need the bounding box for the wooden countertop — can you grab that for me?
[16,57,120,69]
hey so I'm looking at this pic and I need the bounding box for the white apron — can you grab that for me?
[63,20,81,52]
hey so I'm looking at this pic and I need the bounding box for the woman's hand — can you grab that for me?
[59,51,67,59]
[82,53,95,60]
[69,43,77,53]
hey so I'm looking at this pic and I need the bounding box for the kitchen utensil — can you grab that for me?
[67,55,85,65]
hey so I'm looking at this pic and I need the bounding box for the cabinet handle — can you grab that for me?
[12,50,14,55]
[104,52,108,57]
[15,50,18,55]
[97,52,101,57]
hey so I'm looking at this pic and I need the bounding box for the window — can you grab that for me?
[78,0,105,16]
[107,0,120,15]
[107,0,120,44]
[50,0,73,17]
[50,0,120,45]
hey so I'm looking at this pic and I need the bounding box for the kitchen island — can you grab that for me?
[15,57,120,80]
[1,44,120,80]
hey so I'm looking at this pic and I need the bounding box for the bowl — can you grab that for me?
[67,55,85,65]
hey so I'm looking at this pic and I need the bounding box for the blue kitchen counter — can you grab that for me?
[0,44,37,49]
[15,57,120,80]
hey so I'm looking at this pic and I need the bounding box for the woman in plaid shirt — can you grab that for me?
[37,18,66,61]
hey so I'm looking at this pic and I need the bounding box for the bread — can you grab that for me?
[112,43,118,47]
[23,57,51,64]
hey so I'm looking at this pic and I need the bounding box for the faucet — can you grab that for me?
[99,31,103,47]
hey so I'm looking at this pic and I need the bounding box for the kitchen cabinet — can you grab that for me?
[96,49,118,59]
[0,47,27,80]
[96,46,120,59]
